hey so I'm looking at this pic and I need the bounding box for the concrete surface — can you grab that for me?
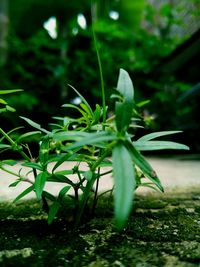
[0,155,200,201]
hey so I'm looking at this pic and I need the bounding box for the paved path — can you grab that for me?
[0,155,200,201]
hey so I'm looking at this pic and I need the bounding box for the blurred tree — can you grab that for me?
[0,0,9,66]
[1,0,200,152]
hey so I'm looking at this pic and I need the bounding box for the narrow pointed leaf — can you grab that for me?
[83,170,93,181]
[9,180,21,187]
[47,173,74,186]
[112,142,136,230]
[80,103,93,118]
[0,127,24,143]
[0,89,23,94]
[6,105,16,112]
[48,201,61,224]
[20,117,50,134]
[67,131,116,150]
[68,84,94,116]
[124,140,163,192]
[137,131,183,142]
[116,69,134,101]
[75,177,96,227]
[22,162,43,171]
[42,190,56,202]
[34,172,47,200]
[62,103,87,118]
[17,131,41,142]
[0,144,11,149]
[93,104,102,122]
[1,159,17,166]
[57,185,71,201]
[52,153,74,172]
[115,101,133,132]
[13,185,34,202]
[134,141,189,151]
[0,98,7,104]
[39,137,50,164]
[53,131,89,142]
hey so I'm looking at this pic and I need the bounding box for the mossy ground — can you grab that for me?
[0,189,200,267]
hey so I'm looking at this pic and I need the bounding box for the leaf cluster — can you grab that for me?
[0,89,22,114]
[0,69,189,230]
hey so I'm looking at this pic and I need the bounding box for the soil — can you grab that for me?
[0,187,200,266]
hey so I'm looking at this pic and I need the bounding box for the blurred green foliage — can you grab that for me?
[0,0,200,150]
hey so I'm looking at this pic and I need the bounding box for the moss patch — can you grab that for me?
[0,190,200,266]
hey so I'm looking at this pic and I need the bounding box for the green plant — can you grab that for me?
[0,69,189,230]
[0,89,22,113]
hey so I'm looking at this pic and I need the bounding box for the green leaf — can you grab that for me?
[140,183,160,192]
[93,104,102,122]
[137,131,183,142]
[1,159,17,166]
[0,127,24,143]
[34,172,47,200]
[112,142,136,230]
[0,98,7,104]
[22,162,43,171]
[17,131,41,142]
[75,177,96,227]
[0,144,11,149]
[53,170,74,176]
[136,100,150,108]
[80,103,93,118]
[83,171,93,181]
[115,101,133,133]
[67,131,116,150]
[57,185,71,202]
[20,117,50,134]
[47,173,74,186]
[116,69,134,102]
[39,137,50,165]
[0,108,7,113]
[6,105,16,112]
[52,153,74,172]
[62,103,87,118]
[9,180,21,187]
[13,185,34,202]
[42,190,56,202]
[134,141,190,151]
[48,201,61,225]
[68,84,94,116]
[53,131,89,142]
[124,140,163,192]
[0,89,23,95]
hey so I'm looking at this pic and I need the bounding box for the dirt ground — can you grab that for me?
[0,189,200,266]
[0,154,200,266]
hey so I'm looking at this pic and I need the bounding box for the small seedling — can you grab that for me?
[0,70,189,230]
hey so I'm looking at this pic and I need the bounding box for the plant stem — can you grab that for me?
[91,13,106,128]
[98,169,112,177]
[91,141,115,172]
[91,167,100,215]
[0,165,20,178]
[0,165,33,184]
[0,128,30,161]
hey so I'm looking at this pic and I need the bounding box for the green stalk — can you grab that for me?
[74,141,116,227]
[0,128,30,161]
[0,165,20,178]
[0,165,33,184]
[91,167,100,215]
[91,12,106,128]
[91,141,115,172]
